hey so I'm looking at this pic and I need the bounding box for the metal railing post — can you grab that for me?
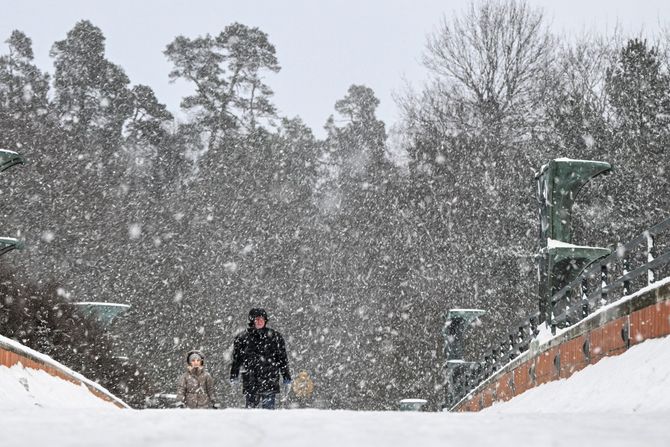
[600,263,608,307]
[581,277,590,318]
[646,232,655,285]
[622,257,631,296]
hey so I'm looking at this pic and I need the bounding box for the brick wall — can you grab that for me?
[0,340,127,409]
[452,282,670,412]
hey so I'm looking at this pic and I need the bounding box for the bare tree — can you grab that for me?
[541,32,620,154]
[422,0,555,139]
[557,31,622,117]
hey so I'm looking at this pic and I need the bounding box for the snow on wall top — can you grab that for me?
[0,333,129,408]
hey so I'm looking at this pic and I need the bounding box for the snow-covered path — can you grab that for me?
[1,408,669,447]
[3,336,670,446]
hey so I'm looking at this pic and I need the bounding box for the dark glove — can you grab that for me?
[283,378,292,386]
[212,403,221,409]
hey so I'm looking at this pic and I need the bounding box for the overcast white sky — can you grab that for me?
[1,0,669,138]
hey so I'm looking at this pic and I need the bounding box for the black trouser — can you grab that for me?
[245,392,276,409]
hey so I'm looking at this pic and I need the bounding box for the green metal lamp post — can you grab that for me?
[443,309,485,409]
[399,398,428,411]
[536,158,612,326]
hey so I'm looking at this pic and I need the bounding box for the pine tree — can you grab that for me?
[165,22,280,148]
[606,38,670,153]
[0,30,50,151]
[50,20,133,149]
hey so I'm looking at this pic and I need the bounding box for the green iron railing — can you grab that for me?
[0,149,25,257]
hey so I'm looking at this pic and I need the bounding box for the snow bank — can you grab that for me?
[2,331,670,446]
[0,362,119,409]
[2,407,669,447]
[485,333,670,413]
[0,333,128,408]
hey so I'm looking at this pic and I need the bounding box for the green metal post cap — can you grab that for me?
[0,237,24,256]
[543,243,611,265]
[0,149,26,172]
[445,309,485,325]
[70,302,131,326]
[537,158,612,245]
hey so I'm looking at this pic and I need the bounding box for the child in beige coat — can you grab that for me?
[176,350,218,409]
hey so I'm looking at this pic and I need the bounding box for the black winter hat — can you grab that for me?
[248,308,268,326]
[186,350,205,365]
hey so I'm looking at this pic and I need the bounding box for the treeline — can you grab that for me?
[395,1,669,385]
[0,1,668,410]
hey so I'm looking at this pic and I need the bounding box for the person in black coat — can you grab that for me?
[230,308,292,409]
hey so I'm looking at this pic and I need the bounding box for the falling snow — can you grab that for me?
[0,1,668,415]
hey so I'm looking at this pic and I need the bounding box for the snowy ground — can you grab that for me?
[1,336,670,446]
[0,363,118,410]
[485,334,670,414]
[1,408,669,447]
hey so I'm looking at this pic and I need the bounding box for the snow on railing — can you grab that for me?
[550,218,670,329]
[450,217,670,408]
